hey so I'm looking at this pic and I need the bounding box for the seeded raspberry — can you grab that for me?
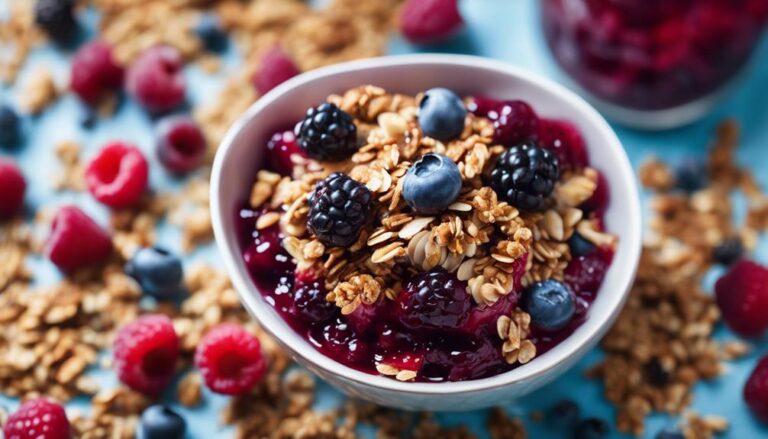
[85,142,149,208]
[253,45,300,95]
[745,355,768,423]
[45,206,113,273]
[126,46,186,113]
[3,397,71,439]
[114,314,179,395]
[715,260,768,337]
[0,158,26,218]
[194,323,267,395]
[70,41,124,105]
[400,0,464,45]
[155,115,206,174]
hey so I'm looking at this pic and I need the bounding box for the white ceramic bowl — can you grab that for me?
[211,54,642,411]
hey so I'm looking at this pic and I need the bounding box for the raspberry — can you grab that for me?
[253,45,300,95]
[745,355,768,422]
[194,323,267,395]
[397,270,470,331]
[0,158,26,218]
[489,141,560,212]
[126,46,186,113]
[307,172,372,247]
[295,103,358,162]
[265,129,306,176]
[114,314,179,395]
[156,115,206,174]
[715,260,768,337]
[468,97,539,146]
[399,0,464,45]
[45,206,113,273]
[0,104,22,148]
[537,119,589,171]
[85,142,149,208]
[70,41,124,106]
[3,397,70,439]
[34,0,79,45]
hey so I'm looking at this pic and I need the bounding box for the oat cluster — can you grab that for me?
[251,85,617,375]
[588,120,764,437]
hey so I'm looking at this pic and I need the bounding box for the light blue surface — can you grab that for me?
[1,0,768,437]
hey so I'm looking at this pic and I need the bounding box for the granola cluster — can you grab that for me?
[250,85,618,373]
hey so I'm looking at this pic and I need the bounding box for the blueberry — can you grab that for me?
[522,279,575,332]
[674,156,707,193]
[194,13,228,53]
[402,153,462,214]
[0,105,21,148]
[141,405,186,439]
[568,233,596,257]
[646,357,670,387]
[547,399,580,428]
[655,426,685,439]
[574,417,610,439]
[125,247,184,299]
[713,237,744,266]
[418,88,467,141]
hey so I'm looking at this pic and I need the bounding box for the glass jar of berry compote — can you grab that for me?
[541,0,767,129]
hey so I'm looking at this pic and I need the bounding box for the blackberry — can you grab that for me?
[397,269,470,331]
[307,172,372,247]
[490,141,560,212]
[295,103,358,161]
[35,0,79,44]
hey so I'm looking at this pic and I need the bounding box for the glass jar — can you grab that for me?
[541,0,767,129]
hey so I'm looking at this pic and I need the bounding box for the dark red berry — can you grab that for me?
[114,314,179,395]
[564,247,614,296]
[537,118,589,171]
[266,129,306,176]
[715,260,768,337]
[253,45,300,95]
[45,206,113,273]
[423,335,501,381]
[156,115,206,174]
[313,317,370,366]
[397,269,470,331]
[468,97,539,146]
[0,158,26,218]
[292,278,336,324]
[195,323,267,395]
[400,0,464,45]
[745,355,768,423]
[379,352,425,374]
[345,300,382,335]
[85,142,149,208]
[3,397,71,439]
[70,41,124,105]
[242,221,293,278]
[581,170,610,215]
[126,46,186,113]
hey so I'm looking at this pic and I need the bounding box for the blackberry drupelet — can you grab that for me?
[490,141,560,212]
[35,0,78,44]
[397,269,470,331]
[295,103,358,161]
[307,172,372,247]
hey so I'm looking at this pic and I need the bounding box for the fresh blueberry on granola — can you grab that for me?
[238,86,618,382]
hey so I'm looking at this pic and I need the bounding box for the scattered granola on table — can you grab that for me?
[588,120,757,437]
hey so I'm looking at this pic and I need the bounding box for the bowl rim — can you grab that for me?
[211,53,642,395]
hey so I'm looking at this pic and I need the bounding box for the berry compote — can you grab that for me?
[237,90,617,382]
[541,0,765,120]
